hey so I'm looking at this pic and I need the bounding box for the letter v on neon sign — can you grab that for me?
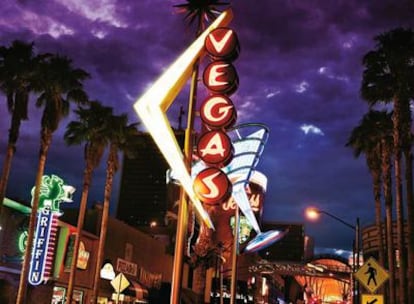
[134,9,234,229]
[209,29,234,53]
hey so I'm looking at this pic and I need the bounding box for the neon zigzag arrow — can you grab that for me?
[134,9,234,229]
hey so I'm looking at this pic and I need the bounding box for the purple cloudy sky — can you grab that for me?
[1,0,413,253]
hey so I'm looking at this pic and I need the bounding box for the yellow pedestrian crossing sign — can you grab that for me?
[111,272,130,293]
[361,294,383,304]
[355,257,389,293]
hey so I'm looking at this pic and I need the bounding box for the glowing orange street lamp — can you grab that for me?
[305,207,321,221]
[304,206,361,304]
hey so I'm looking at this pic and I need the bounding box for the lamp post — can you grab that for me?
[305,207,360,304]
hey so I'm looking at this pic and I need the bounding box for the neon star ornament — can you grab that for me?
[134,9,234,229]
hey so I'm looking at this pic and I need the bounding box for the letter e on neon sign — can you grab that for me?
[203,61,239,95]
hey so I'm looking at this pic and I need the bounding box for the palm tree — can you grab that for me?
[174,0,230,33]
[361,27,414,303]
[346,110,386,265]
[173,1,230,302]
[346,110,396,304]
[380,112,397,304]
[64,101,113,304]
[0,40,46,219]
[91,113,140,303]
[190,240,226,303]
[15,54,89,304]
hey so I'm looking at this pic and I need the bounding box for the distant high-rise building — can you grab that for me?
[259,222,305,262]
[116,131,185,227]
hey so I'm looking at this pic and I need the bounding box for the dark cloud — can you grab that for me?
[0,0,413,252]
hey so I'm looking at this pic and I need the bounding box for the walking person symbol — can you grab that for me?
[365,262,377,286]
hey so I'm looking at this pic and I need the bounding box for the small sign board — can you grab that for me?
[361,294,384,304]
[355,257,389,293]
[111,273,130,293]
[116,258,138,276]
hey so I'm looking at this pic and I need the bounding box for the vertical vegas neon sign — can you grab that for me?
[28,175,75,285]
[193,27,240,205]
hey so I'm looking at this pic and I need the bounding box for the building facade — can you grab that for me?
[361,221,409,303]
[116,131,185,228]
[0,199,178,304]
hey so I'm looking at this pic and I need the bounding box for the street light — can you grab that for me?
[305,207,361,304]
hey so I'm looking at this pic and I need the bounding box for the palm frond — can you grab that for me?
[174,0,230,30]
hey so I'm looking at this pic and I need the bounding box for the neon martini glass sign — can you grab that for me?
[192,124,288,253]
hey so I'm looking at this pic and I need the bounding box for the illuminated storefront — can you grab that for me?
[0,196,170,304]
[59,204,169,304]
[0,194,95,304]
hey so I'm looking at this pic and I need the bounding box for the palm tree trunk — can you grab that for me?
[15,132,51,304]
[385,205,396,304]
[0,105,24,218]
[0,144,15,219]
[394,154,407,303]
[393,101,407,303]
[404,151,414,302]
[92,148,116,303]
[383,145,396,304]
[66,166,93,304]
[193,264,207,302]
[395,160,407,302]
[372,170,385,266]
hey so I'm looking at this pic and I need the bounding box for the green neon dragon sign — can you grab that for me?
[31,174,75,213]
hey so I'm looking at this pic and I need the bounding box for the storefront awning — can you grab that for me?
[128,280,148,303]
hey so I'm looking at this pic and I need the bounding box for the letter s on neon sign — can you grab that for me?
[193,167,232,205]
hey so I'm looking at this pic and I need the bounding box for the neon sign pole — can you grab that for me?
[134,10,233,303]
[196,26,240,304]
[171,26,204,303]
[134,8,288,303]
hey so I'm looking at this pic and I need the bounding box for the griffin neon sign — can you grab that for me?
[28,174,75,285]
